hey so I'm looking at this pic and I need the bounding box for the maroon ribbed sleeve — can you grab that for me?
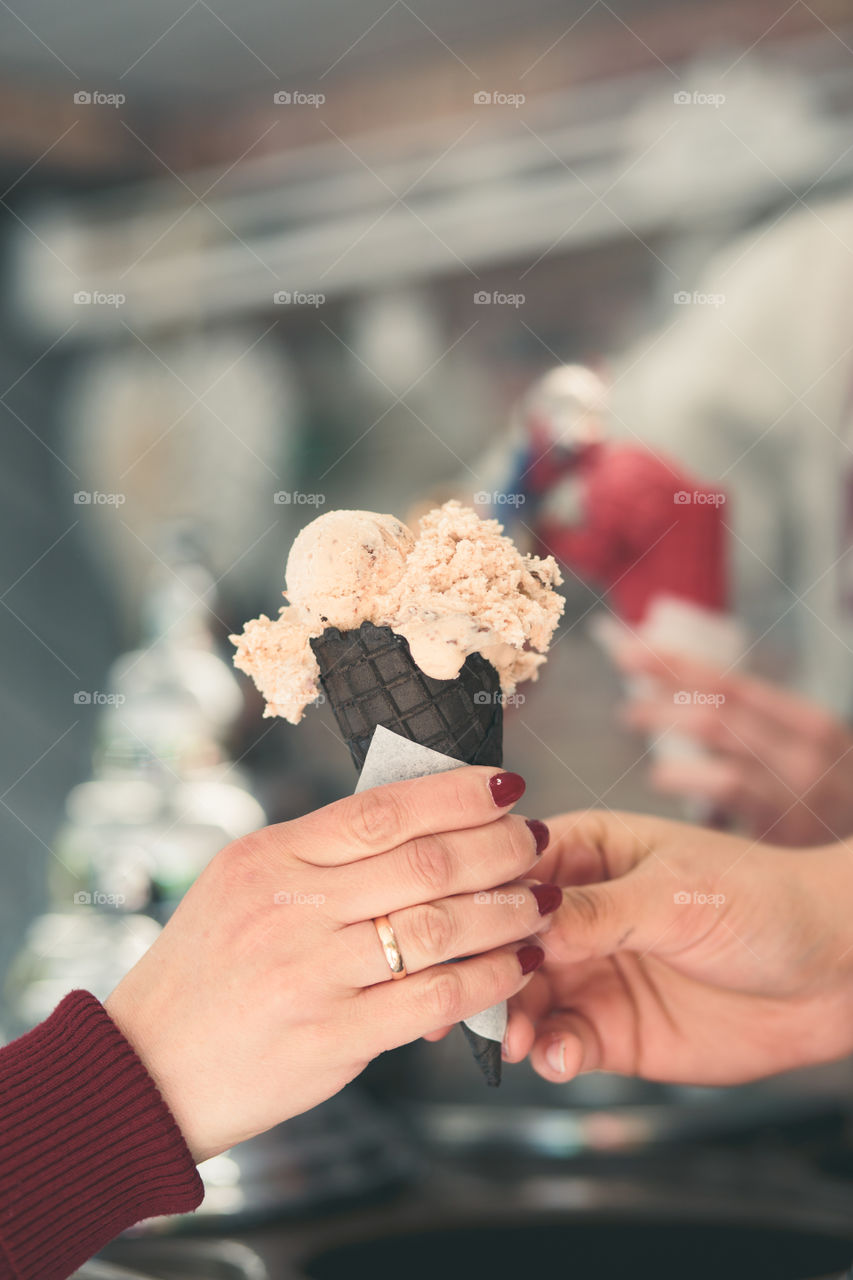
[0,989,204,1280]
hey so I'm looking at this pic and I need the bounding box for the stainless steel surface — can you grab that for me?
[229,1165,853,1280]
[69,1156,853,1280]
[410,1086,853,1158]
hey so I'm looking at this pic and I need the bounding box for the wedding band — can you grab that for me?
[374,915,407,979]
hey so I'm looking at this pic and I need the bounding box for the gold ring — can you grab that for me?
[373,914,407,979]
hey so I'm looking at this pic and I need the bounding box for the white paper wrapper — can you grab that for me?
[356,725,507,1045]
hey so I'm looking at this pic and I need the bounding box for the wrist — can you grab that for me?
[104,977,205,1164]
[796,841,853,1041]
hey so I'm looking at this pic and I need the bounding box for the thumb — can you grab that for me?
[530,1012,601,1081]
[546,871,678,963]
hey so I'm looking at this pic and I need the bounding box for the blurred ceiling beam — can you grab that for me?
[8,6,853,333]
[0,0,843,176]
[0,83,142,178]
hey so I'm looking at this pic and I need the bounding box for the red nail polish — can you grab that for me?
[489,771,526,807]
[530,883,562,916]
[526,819,550,855]
[517,944,545,975]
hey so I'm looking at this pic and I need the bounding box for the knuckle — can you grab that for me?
[564,885,610,930]
[514,818,540,864]
[481,956,507,1001]
[346,786,407,851]
[405,836,454,897]
[424,967,466,1024]
[213,832,267,889]
[447,768,474,819]
[492,816,531,868]
[405,901,455,959]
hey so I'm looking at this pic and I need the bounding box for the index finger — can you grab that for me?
[284,767,526,866]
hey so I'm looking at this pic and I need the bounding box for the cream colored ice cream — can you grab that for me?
[231,501,564,723]
[285,511,415,630]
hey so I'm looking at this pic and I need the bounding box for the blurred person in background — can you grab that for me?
[442,197,853,845]
[606,195,853,845]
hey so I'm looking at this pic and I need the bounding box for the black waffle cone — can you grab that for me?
[310,621,503,1086]
[309,622,502,771]
[461,1023,502,1087]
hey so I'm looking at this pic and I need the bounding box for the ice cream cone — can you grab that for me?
[460,1023,502,1087]
[311,620,504,1085]
[309,622,503,772]
[233,504,565,1088]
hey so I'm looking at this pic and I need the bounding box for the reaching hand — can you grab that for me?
[503,809,853,1085]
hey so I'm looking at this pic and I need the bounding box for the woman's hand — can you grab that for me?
[105,768,552,1162]
[616,644,853,845]
[504,810,853,1085]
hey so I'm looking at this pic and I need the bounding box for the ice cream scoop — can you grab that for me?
[285,510,415,631]
[231,501,564,724]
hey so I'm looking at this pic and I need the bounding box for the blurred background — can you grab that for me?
[7,2,853,1274]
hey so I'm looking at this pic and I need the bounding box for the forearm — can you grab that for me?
[0,990,203,1280]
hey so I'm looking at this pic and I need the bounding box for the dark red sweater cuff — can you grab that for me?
[0,989,204,1280]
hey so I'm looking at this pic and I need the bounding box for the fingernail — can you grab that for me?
[501,1032,509,1060]
[526,818,550,855]
[517,944,545,975]
[546,1037,566,1075]
[489,771,526,807]
[530,883,562,916]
